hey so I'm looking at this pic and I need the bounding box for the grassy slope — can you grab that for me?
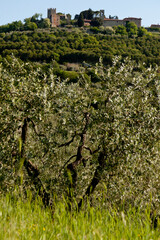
[0,194,160,240]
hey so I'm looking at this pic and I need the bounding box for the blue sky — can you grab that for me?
[0,0,160,27]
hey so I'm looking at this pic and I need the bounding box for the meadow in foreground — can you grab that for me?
[0,194,160,240]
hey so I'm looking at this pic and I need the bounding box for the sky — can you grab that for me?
[0,0,160,27]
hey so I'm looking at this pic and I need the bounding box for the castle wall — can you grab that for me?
[151,24,160,28]
[103,19,124,27]
[123,18,142,28]
[103,18,142,28]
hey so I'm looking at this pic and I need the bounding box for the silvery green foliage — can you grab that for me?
[0,57,159,210]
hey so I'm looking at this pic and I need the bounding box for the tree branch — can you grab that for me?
[78,150,106,210]
[28,118,47,138]
[65,113,90,201]
[24,158,51,207]
[58,133,77,148]
[20,117,51,208]
[84,145,101,155]
[59,155,77,176]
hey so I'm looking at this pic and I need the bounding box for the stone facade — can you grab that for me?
[103,17,142,28]
[47,8,60,27]
[103,19,123,27]
[123,17,142,28]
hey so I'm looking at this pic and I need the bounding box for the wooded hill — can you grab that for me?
[0,23,160,214]
[0,29,160,67]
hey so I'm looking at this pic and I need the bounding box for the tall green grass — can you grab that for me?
[0,194,160,240]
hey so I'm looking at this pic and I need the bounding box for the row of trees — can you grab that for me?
[114,22,148,37]
[0,14,50,33]
[77,9,103,27]
[77,14,103,27]
[0,29,160,67]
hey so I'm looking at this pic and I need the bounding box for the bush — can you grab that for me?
[90,27,99,34]
[103,26,115,35]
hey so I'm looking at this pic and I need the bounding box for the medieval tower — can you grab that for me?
[47,8,60,27]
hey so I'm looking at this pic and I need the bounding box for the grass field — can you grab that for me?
[0,193,160,240]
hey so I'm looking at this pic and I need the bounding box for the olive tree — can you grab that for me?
[0,57,159,210]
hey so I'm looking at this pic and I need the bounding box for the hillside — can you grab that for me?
[0,28,160,67]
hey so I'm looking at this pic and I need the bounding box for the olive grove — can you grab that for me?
[0,57,159,210]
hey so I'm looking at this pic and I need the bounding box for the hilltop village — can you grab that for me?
[1,7,160,34]
[1,7,160,68]
[47,8,142,28]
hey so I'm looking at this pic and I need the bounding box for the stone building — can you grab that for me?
[150,24,160,28]
[103,17,142,28]
[47,8,60,27]
[58,14,71,21]
[123,17,142,27]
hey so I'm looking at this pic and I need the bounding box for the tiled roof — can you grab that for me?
[123,17,142,20]
[104,17,142,21]
[104,18,122,21]
[84,19,91,22]
[151,24,160,28]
